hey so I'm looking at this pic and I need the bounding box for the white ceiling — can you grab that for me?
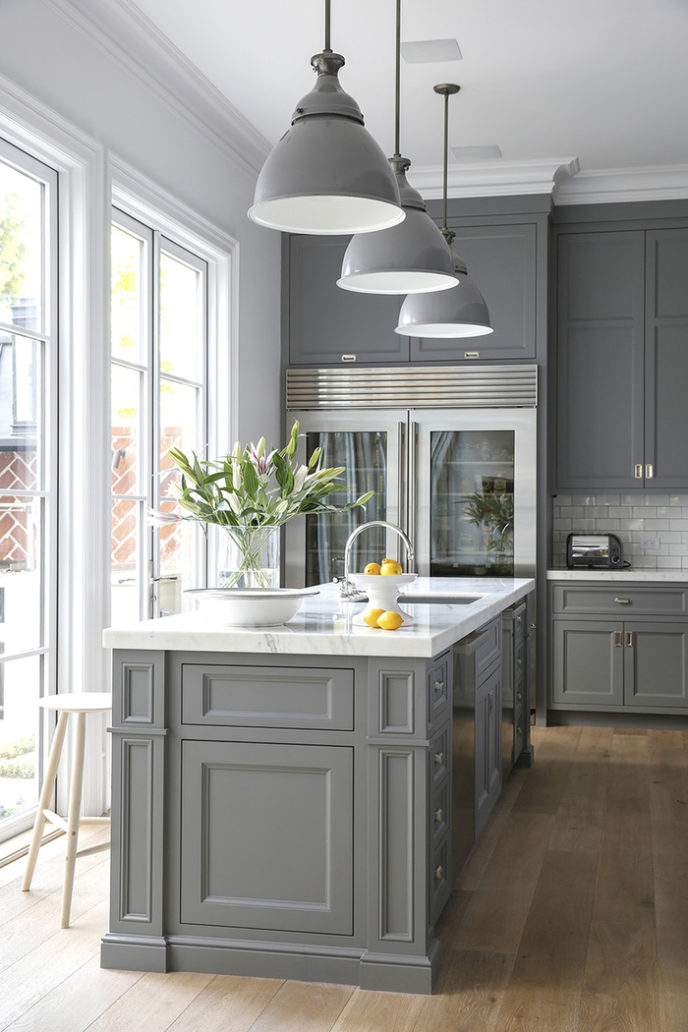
[126,0,688,198]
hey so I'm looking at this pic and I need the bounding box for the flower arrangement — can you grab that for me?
[463,491,514,557]
[153,421,373,589]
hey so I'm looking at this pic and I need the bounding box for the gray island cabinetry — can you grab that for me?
[101,578,532,993]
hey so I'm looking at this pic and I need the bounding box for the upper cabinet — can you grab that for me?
[410,224,538,363]
[285,215,543,367]
[555,227,688,491]
[287,236,409,366]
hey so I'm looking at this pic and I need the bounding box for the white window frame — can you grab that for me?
[0,136,58,842]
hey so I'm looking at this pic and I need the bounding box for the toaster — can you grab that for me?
[566,532,624,569]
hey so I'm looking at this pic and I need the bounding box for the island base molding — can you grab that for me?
[101,933,441,994]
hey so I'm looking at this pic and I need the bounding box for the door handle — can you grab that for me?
[613,631,623,647]
[408,420,418,556]
[397,420,406,546]
[634,464,643,479]
[614,597,631,605]
[150,574,179,583]
[645,463,654,479]
[625,631,634,648]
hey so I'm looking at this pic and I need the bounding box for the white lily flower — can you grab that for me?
[293,464,308,493]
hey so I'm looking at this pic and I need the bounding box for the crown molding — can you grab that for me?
[554,164,688,205]
[45,0,271,177]
[409,158,579,199]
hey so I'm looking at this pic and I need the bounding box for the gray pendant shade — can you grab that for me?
[248,52,404,235]
[395,251,493,337]
[337,157,457,294]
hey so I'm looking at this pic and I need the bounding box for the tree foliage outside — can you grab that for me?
[0,192,28,304]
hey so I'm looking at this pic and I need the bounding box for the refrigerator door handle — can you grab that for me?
[408,420,418,553]
[397,421,407,550]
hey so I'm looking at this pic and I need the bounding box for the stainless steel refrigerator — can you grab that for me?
[284,364,537,589]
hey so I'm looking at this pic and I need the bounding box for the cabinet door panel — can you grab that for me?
[551,620,623,706]
[475,663,501,838]
[645,229,688,489]
[624,622,688,709]
[288,236,408,365]
[410,224,536,362]
[556,232,645,490]
[180,741,354,933]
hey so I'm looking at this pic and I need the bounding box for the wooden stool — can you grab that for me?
[21,692,112,927]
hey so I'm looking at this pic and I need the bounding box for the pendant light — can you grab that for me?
[248,0,404,235]
[336,0,456,294]
[396,84,493,337]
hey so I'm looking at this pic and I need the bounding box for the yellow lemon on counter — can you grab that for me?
[364,562,381,575]
[363,607,385,628]
[377,611,404,630]
[381,560,403,575]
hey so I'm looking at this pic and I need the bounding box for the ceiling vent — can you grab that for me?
[401,39,462,63]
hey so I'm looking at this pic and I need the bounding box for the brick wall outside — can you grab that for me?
[0,450,37,565]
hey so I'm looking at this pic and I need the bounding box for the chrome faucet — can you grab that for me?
[339,520,415,599]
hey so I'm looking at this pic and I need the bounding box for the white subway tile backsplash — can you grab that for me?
[551,492,688,568]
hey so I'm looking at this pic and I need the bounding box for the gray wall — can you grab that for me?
[552,493,688,570]
[0,0,281,445]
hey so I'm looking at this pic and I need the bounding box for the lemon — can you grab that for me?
[381,560,403,575]
[377,611,404,631]
[364,562,381,575]
[363,607,385,628]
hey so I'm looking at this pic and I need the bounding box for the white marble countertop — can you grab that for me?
[547,569,688,582]
[102,577,534,659]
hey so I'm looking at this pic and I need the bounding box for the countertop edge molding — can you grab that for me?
[547,569,688,582]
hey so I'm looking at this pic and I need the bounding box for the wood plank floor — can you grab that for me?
[1,725,687,1031]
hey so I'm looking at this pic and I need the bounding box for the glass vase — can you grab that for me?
[218,526,280,589]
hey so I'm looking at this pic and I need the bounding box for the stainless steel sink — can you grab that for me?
[398,594,483,605]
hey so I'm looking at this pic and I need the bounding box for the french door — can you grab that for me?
[0,138,58,839]
[110,208,208,624]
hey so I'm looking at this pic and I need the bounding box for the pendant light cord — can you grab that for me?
[324,0,331,52]
[394,0,401,157]
[442,89,449,231]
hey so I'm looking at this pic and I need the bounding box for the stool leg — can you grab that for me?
[22,710,69,892]
[61,711,86,929]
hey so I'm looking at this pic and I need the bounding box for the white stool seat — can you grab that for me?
[22,692,112,927]
[39,692,112,713]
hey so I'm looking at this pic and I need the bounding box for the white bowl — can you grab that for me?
[186,587,319,627]
[348,572,418,626]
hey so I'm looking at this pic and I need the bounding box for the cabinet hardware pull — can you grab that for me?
[341,353,356,363]
[634,463,643,479]
[613,631,623,647]
[614,597,631,605]
[434,865,444,881]
[434,751,445,766]
[625,631,634,647]
[434,808,444,823]
[646,463,654,479]
[433,680,445,694]
[464,351,480,359]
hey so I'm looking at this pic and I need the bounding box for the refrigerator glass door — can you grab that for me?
[413,410,536,578]
[284,411,406,588]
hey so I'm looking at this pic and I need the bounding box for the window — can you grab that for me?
[110,208,208,623]
[0,138,57,839]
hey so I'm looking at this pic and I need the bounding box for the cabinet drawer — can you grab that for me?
[428,653,450,730]
[456,617,502,681]
[430,779,449,849]
[430,724,450,787]
[430,836,450,924]
[551,584,688,617]
[181,664,354,730]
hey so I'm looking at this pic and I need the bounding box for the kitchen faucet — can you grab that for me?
[339,520,415,599]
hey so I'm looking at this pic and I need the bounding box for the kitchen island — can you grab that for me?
[101,577,532,993]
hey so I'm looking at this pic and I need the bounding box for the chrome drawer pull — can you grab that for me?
[613,631,623,647]
[634,463,643,479]
[625,631,634,648]
[646,463,654,479]
[434,865,444,881]
[433,680,446,694]
[434,751,445,766]
[614,597,631,605]
[434,808,444,824]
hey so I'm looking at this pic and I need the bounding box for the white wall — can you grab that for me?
[1,0,281,445]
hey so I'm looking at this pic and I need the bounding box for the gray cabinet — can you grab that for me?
[287,236,409,365]
[180,740,354,934]
[410,224,537,363]
[556,227,688,490]
[475,662,502,838]
[550,583,688,713]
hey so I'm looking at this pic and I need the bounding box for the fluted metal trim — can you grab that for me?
[286,364,537,410]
